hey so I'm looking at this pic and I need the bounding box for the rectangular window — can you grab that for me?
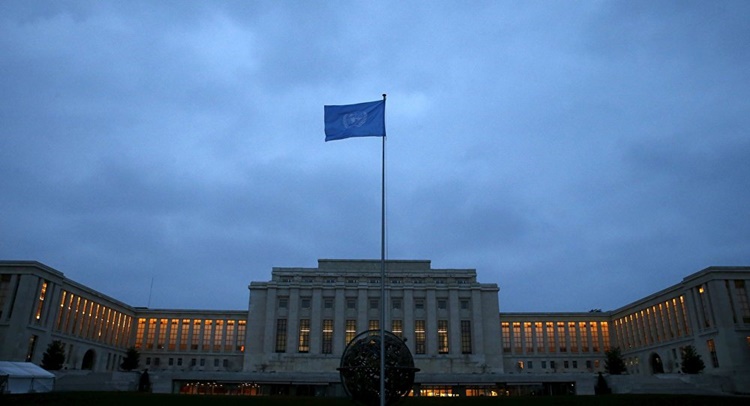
[569,322,578,353]
[34,281,48,323]
[591,322,600,352]
[369,319,379,331]
[735,280,750,323]
[524,322,533,353]
[278,297,288,308]
[512,322,522,353]
[275,319,287,353]
[324,298,334,309]
[301,297,311,309]
[237,320,246,352]
[501,322,511,353]
[437,299,447,310]
[322,319,333,354]
[680,296,691,335]
[392,320,403,339]
[298,319,310,353]
[345,320,357,344]
[460,299,470,310]
[346,298,356,310]
[601,322,610,351]
[135,318,146,350]
[203,320,213,351]
[192,320,202,350]
[546,322,555,353]
[579,322,589,352]
[461,320,472,354]
[146,318,157,350]
[541,360,547,369]
[528,360,533,369]
[438,320,449,354]
[564,360,569,369]
[0,274,13,319]
[415,299,425,310]
[158,318,168,350]
[25,335,38,362]
[535,322,544,353]
[369,298,379,310]
[557,322,566,352]
[180,319,190,351]
[225,320,235,352]
[169,319,178,350]
[392,298,401,310]
[698,285,713,328]
[415,320,426,354]
[707,339,719,367]
[214,320,224,352]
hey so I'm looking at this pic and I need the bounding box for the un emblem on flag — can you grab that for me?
[343,111,368,128]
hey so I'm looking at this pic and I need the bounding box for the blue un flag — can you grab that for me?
[324,99,385,142]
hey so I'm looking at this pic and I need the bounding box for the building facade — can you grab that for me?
[1,259,749,395]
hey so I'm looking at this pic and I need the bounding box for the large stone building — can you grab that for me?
[0,259,748,395]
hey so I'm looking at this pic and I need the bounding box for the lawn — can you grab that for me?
[2,392,748,406]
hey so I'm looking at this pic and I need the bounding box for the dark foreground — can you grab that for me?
[3,392,748,406]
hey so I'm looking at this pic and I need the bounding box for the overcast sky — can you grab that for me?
[2,1,749,313]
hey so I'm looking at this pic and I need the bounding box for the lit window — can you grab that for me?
[322,320,333,354]
[438,320,449,354]
[298,319,311,352]
[415,320,426,354]
[345,320,357,344]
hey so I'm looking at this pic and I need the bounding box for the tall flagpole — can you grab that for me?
[379,93,387,406]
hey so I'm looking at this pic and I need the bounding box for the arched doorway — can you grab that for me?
[649,353,664,374]
[82,349,96,370]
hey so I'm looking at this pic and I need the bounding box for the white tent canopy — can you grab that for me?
[0,361,55,394]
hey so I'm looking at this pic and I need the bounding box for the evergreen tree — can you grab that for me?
[680,345,705,374]
[41,340,66,370]
[120,346,140,371]
[604,347,626,375]
[595,372,611,395]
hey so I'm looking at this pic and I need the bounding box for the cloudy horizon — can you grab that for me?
[2,1,749,313]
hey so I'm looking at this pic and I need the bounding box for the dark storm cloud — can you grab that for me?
[1,1,749,312]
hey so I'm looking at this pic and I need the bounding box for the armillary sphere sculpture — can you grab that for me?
[338,330,419,406]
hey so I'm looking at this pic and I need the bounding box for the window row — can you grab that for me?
[278,296,472,311]
[501,321,610,354]
[55,290,133,348]
[515,359,602,371]
[135,318,246,353]
[274,319,473,355]
[145,356,236,369]
[613,295,690,350]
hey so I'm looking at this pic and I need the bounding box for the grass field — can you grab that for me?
[2,392,748,406]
